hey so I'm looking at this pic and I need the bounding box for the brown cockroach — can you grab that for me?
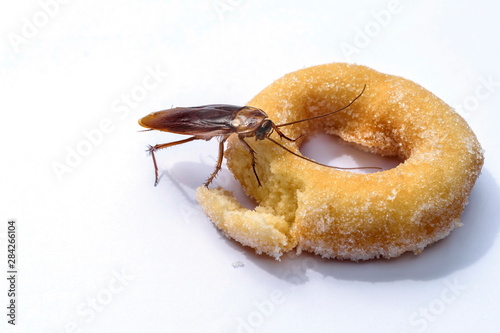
[139,85,378,187]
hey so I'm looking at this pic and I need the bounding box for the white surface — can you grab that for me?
[1,1,499,332]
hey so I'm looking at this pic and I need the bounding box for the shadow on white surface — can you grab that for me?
[168,159,258,209]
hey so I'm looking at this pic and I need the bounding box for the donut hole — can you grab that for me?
[299,132,401,173]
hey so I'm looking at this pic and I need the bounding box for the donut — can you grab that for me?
[196,63,484,260]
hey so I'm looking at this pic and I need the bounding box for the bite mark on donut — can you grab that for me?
[196,186,298,260]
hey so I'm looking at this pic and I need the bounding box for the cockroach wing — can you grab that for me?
[139,104,243,138]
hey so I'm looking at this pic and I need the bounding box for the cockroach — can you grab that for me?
[139,85,378,187]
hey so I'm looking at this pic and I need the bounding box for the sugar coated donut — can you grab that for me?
[196,63,484,260]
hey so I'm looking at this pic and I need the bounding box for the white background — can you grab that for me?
[1,1,499,332]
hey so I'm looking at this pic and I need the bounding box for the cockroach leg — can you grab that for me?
[204,136,229,187]
[273,125,302,142]
[238,136,262,186]
[147,136,199,186]
[147,145,160,186]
